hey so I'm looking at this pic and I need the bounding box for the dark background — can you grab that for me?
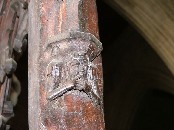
[97,1,174,130]
[10,0,174,129]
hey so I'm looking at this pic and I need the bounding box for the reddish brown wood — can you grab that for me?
[0,0,28,129]
[0,0,19,129]
[29,0,104,130]
[0,0,18,105]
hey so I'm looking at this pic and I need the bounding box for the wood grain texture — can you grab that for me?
[28,0,40,129]
[28,0,104,129]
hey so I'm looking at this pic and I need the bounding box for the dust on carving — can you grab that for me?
[40,33,103,106]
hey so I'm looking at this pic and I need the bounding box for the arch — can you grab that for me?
[104,0,174,75]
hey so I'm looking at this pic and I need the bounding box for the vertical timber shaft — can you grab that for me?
[28,0,105,129]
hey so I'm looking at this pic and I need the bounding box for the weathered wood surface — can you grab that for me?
[105,0,174,75]
[0,0,28,129]
[28,0,104,130]
[0,0,18,128]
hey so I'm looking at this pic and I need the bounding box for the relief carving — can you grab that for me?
[40,32,103,105]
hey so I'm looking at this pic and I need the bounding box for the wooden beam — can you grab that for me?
[28,0,105,129]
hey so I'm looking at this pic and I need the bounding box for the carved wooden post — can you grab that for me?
[29,0,105,129]
[0,0,28,129]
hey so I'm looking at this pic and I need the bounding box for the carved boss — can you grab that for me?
[40,32,103,105]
